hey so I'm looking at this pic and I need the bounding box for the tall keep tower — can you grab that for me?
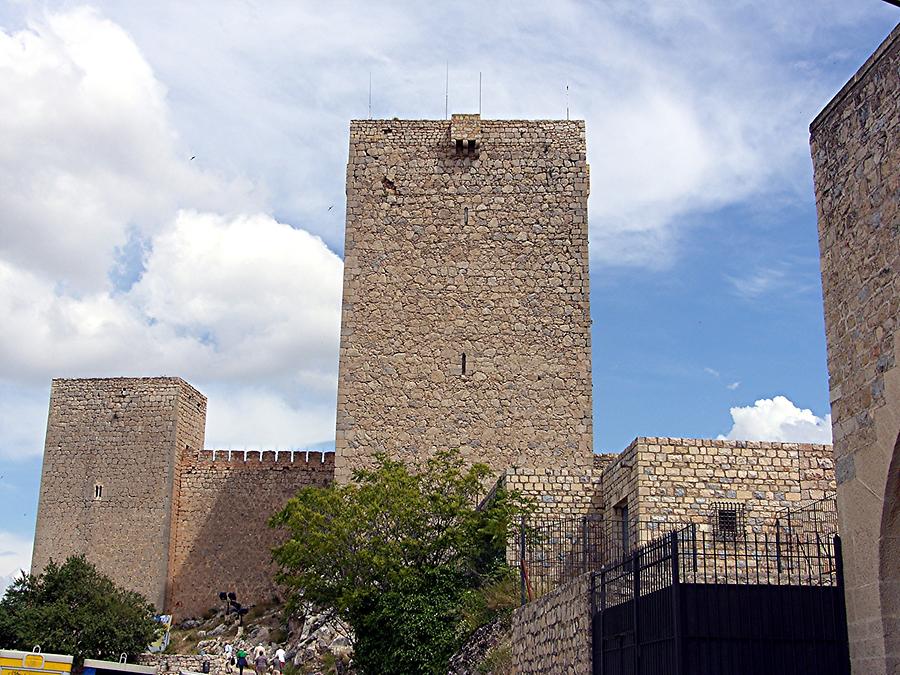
[334,114,593,482]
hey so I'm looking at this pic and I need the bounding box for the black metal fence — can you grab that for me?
[514,496,840,600]
[512,516,681,600]
[774,493,839,540]
[591,526,851,675]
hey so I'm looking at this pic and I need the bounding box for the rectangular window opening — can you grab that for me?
[94,483,103,500]
[711,502,745,539]
[456,138,464,153]
[461,353,467,376]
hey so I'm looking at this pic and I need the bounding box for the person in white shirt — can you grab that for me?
[223,644,234,674]
[273,648,286,674]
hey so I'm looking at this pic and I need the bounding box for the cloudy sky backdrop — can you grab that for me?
[1,1,897,592]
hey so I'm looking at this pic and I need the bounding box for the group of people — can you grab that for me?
[223,643,286,675]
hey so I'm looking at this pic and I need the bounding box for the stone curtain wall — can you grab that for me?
[166,450,335,619]
[510,572,592,674]
[810,23,900,675]
[334,115,593,483]
[32,377,206,611]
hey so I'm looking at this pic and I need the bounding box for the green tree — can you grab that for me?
[0,555,162,664]
[270,450,528,674]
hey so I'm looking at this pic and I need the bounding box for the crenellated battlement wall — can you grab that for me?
[191,448,335,464]
[166,446,335,618]
[32,377,337,619]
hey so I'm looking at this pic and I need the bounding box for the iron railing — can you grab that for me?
[515,501,840,600]
[773,493,838,539]
[591,527,850,675]
[512,516,682,600]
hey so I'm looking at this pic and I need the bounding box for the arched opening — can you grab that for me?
[880,430,900,672]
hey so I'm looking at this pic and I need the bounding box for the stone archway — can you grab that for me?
[881,432,900,675]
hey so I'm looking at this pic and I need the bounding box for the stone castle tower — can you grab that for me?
[31,377,333,616]
[31,378,206,611]
[334,114,593,482]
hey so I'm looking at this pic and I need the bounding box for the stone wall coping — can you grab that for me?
[810,21,900,133]
[50,376,207,401]
[191,449,335,464]
[349,118,586,127]
[624,436,832,451]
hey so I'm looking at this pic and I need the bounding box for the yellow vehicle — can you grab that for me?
[0,648,73,675]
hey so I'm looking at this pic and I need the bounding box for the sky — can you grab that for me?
[0,0,897,592]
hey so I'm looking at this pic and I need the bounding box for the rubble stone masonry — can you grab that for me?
[32,378,336,618]
[334,115,593,482]
[510,572,593,674]
[166,450,334,619]
[810,23,900,675]
[32,378,206,611]
[502,438,833,527]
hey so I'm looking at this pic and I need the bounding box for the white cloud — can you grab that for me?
[704,367,720,378]
[0,530,32,597]
[0,8,262,291]
[204,386,336,451]
[726,267,790,300]
[0,10,343,461]
[0,211,343,457]
[60,0,885,269]
[726,381,741,391]
[720,396,832,444]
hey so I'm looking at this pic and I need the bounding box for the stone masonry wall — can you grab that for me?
[32,377,206,611]
[628,437,835,533]
[166,450,335,619]
[510,572,592,675]
[334,115,593,483]
[810,23,900,675]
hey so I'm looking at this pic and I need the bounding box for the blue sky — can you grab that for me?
[0,1,897,589]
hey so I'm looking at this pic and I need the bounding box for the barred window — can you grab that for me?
[711,502,745,538]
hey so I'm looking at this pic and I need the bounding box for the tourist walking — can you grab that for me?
[236,648,248,675]
[254,651,268,675]
[273,647,286,675]
[224,643,233,674]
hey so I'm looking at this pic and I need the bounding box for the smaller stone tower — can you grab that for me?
[31,377,206,611]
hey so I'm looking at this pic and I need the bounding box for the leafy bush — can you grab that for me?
[0,555,162,664]
[270,450,529,674]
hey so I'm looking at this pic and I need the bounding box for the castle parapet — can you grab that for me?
[188,448,335,465]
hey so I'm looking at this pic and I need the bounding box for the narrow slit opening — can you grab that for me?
[464,207,469,225]
[461,353,467,376]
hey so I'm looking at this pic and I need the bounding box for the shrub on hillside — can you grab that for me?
[0,555,162,663]
[270,450,529,674]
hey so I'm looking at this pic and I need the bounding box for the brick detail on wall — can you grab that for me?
[334,116,593,483]
[510,572,592,674]
[166,450,334,619]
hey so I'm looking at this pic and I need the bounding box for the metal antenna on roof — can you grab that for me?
[479,72,482,115]
[445,61,449,119]
[368,72,372,119]
[566,82,570,121]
